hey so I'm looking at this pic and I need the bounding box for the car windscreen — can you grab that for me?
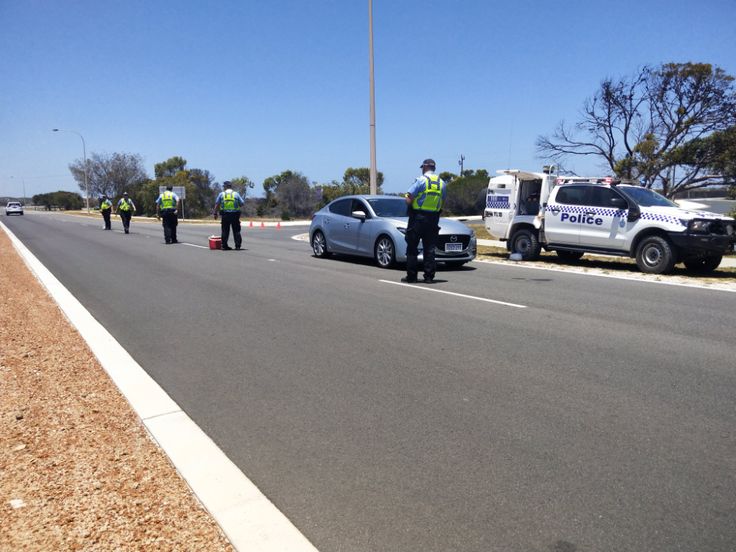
[617,186,678,208]
[367,198,408,217]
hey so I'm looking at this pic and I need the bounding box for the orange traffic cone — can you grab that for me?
[249,220,253,228]
[260,221,265,228]
[276,221,281,229]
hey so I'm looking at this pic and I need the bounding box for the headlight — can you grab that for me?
[688,220,711,233]
[397,227,406,235]
[726,223,734,236]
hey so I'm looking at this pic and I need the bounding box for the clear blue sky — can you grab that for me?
[2,0,735,198]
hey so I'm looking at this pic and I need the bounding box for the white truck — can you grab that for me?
[483,169,736,274]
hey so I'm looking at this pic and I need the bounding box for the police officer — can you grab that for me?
[403,158,447,283]
[115,192,137,234]
[155,185,180,244]
[213,181,245,250]
[100,195,113,230]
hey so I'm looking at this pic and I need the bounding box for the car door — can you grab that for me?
[582,187,629,249]
[544,185,588,244]
[324,198,354,253]
[351,198,377,255]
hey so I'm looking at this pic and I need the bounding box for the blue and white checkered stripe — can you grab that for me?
[639,212,685,226]
[546,205,685,226]
[486,195,510,209]
[544,205,626,217]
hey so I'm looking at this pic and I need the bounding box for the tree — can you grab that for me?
[154,156,187,178]
[32,191,83,211]
[442,170,489,216]
[342,167,384,193]
[313,167,385,207]
[69,152,148,199]
[229,176,255,198]
[262,170,317,218]
[537,63,736,196]
[146,156,219,218]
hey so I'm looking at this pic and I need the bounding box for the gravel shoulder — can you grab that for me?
[0,230,233,550]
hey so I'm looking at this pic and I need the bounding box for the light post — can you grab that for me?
[9,176,26,203]
[458,154,465,177]
[368,0,377,194]
[52,128,89,212]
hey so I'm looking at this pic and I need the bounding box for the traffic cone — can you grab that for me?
[249,220,253,228]
[276,221,281,229]
[260,221,265,228]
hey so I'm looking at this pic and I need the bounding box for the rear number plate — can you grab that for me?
[445,243,463,252]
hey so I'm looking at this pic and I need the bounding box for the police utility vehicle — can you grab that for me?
[483,169,736,274]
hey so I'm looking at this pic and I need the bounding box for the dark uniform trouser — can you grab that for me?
[102,209,111,229]
[161,210,178,243]
[221,211,242,248]
[405,210,440,280]
[120,212,132,232]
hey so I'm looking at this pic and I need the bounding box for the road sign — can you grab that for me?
[158,186,186,199]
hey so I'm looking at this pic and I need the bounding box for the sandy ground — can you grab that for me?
[0,230,233,551]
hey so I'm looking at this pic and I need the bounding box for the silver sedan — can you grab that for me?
[309,195,476,268]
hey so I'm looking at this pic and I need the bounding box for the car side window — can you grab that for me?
[554,186,587,205]
[589,187,625,208]
[329,199,352,216]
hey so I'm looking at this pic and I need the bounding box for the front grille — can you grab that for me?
[436,234,471,249]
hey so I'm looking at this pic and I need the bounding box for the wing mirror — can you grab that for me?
[627,204,641,222]
[351,210,367,221]
[610,197,627,209]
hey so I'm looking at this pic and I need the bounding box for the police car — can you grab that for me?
[484,170,736,274]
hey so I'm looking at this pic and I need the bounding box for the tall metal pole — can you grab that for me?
[368,0,377,194]
[52,128,89,212]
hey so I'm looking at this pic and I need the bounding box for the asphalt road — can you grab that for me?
[4,211,736,552]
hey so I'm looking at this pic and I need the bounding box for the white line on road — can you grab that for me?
[0,221,319,552]
[379,279,527,308]
[181,242,209,249]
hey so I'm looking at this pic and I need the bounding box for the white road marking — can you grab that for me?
[379,279,527,308]
[181,242,209,249]
[0,221,319,552]
[477,259,736,293]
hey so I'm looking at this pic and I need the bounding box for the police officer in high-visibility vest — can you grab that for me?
[213,181,245,250]
[402,159,447,283]
[155,185,180,244]
[100,195,113,230]
[115,192,137,234]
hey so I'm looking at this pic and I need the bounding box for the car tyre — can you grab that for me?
[311,230,329,258]
[556,250,584,261]
[510,228,541,260]
[635,235,676,274]
[683,255,722,273]
[374,235,395,268]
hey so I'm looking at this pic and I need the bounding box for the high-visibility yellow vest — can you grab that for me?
[412,175,444,212]
[118,199,132,212]
[160,191,175,209]
[222,190,237,211]
[100,200,112,211]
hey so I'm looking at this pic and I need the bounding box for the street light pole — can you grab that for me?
[52,128,89,212]
[368,0,377,195]
[9,176,26,203]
